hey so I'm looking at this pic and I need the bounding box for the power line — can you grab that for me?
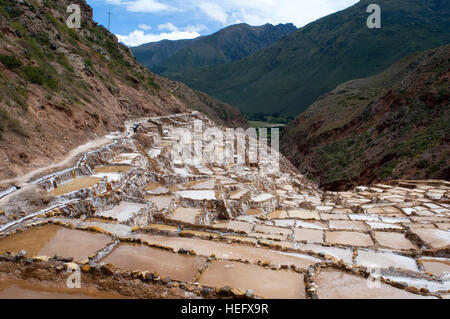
[106,9,113,31]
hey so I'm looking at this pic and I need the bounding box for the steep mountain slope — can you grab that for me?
[174,0,450,115]
[131,38,199,72]
[132,23,297,74]
[281,45,450,190]
[0,0,246,180]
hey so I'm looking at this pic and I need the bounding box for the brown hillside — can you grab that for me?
[0,0,246,181]
[281,45,450,190]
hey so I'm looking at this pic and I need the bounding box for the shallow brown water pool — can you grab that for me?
[137,233,318,269]
[0,225,113,262]
[315,269,435,299]
[95,165,132,173]
[52,177,102,196]
[100,244,206,282]
[0,277,127,299]
[198,260,305,299]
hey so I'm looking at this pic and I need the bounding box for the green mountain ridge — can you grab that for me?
[132,38,199,72]
[165,0,450,116]
[132,23,297,75]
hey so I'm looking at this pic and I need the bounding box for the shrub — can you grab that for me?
[148,80,160,91]
[4,5,23,18]
[45,76,58,90]
[23,65,58,89]
[24,65,45,85]
[84,58,92,67]
[0,54,22,69]
[0,108,27,137]
[57,53,74,72]
[33,32,51,47]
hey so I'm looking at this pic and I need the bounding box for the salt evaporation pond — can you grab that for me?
[51,177,102,196]
[0,225,112,262]
[100,244,206,282]
[198,260,305,299]
[315,270,435,299]
[175,190,216,200]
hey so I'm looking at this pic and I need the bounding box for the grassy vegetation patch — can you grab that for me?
[17,36,45,61]
[42,0,58,10]
[23,65,57,89]
[0,107,27,138]
[245,112,294,124]
[376,160,399,179]
[147,79,160,91]
[57,52,74,72]
[0,54,22,69]
[317,132,371,184]
[1,1,24,18]
[395,117,450,158]
[0,83,28,111]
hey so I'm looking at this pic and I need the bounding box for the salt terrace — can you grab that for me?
[0,111,449,299]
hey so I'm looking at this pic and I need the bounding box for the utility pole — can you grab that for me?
[106,9,113,31]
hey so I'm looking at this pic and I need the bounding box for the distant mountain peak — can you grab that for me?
[132,22,297,73]
[162,0,450,116]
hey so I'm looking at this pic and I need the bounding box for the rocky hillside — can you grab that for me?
[0,0,246,180]
[132,23,297,75]
[173,0,450,115]
[281,45,450,190]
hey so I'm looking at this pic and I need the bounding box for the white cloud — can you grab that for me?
[156,23,207,33]
[105,1,359,27]
[158,22,178,32]
[184,24,208,33]
[105,0,359,27]
[198,2,228,24]
[193,0,359,27]
[104,0,123,5]
[117,22,208,46]
[116,26,201,46]
[138,24,151,30]
[106,0,360,43]
[130,0,175,12]
[105,0,175,13]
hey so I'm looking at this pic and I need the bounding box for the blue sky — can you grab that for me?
[86,0,359,47]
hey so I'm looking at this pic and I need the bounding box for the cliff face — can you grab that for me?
[281,45,450,190]
[0,0,246,180]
